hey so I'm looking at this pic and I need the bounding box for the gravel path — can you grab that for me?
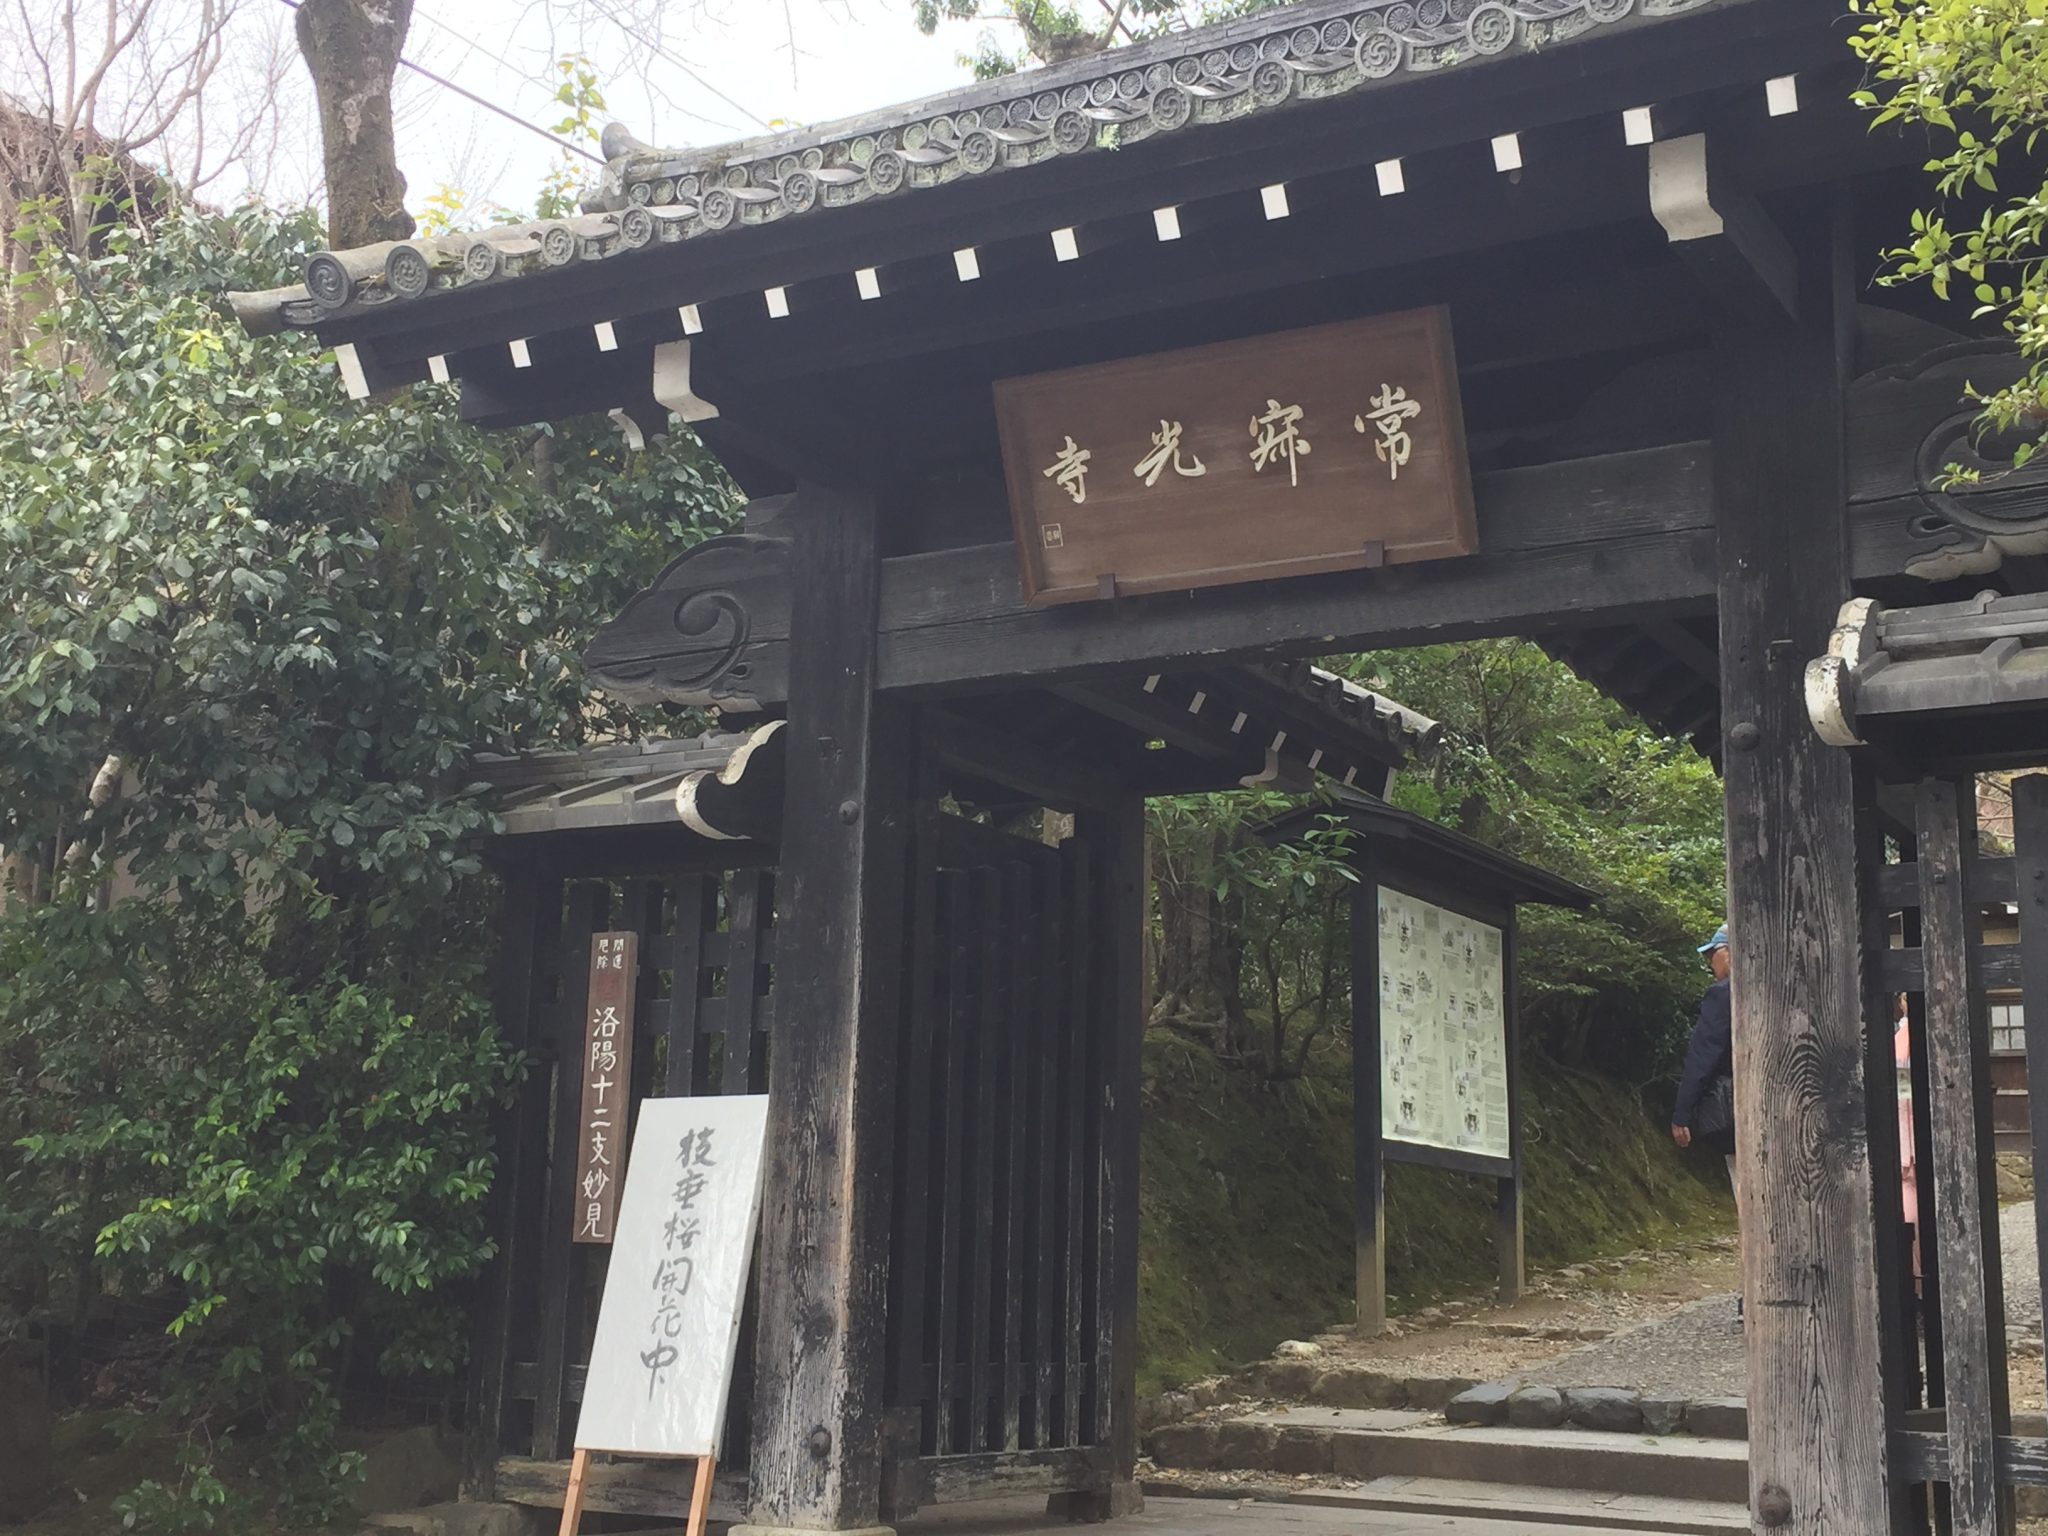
[1513,1201,2046,1401]
[2008,1198,2041,1339]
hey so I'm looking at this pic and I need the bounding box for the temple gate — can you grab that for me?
[228,0,2048,1528]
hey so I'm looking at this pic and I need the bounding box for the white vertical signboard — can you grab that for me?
[573,1093,772,1460]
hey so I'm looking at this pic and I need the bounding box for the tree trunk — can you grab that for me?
[294,0,417,249]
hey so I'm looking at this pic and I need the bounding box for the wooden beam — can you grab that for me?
[1714,207,1908,1533]
[745,483,908,1531]
[1650,134,1799,319]
[922,705,1125,812]
[1645,618,1721,681]
[882,442,1718,696]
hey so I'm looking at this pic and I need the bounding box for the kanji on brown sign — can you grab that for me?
[572,930,638,1245]
[994,307,1476,605]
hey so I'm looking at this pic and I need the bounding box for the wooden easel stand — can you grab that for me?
[557,1445,716,1536]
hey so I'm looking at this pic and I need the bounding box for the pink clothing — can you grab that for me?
[1896,1022,1920,1278]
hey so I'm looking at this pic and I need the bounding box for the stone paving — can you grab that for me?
[1507,1198,2045,1403]
[900,1493,1689,1535]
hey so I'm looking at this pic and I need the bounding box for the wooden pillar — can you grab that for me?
[1350,847,1388,1336]
[1712,206,1909,1534]
[1101,796,1146,1512]
[1916,776,2011,1535]
[1050,798,1147,1521]
[463,855,558,1500]
[740,482,910,1536]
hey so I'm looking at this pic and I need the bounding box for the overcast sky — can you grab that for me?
[237,0,997,219]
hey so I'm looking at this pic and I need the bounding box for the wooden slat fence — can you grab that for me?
[885,811,1110,1478]
[1865,771,2048,1532]
[470,862,778,1493]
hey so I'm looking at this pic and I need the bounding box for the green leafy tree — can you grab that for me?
[1349,642,1725,1079]
[0,196,735,1525]
[1147,641,1724,1089]
[1852,0,2048,464]
[915,0,1289,78]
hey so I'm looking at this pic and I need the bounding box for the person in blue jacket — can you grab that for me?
[1672,922,1740,1320]
[1671,923,1733,1154]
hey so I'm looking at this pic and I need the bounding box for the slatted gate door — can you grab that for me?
[1856,768,2048,1533]
[882,809,1119,1516]
[467,860,778,1506]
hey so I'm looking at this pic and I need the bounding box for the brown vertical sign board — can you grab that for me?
[994,306,1476,605]
[571,931,638,1245]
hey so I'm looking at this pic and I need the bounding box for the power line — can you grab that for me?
[408,6,749,139]
[275,0,604,163]
[607,18,774,133]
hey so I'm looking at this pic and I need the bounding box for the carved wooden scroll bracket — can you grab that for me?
[582,529,791,710]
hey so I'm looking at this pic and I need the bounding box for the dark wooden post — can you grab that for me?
[1047,799,1146,1521]
[1916,776,2011,1534]
[463,854,558,1499]
[1350,843,1387,1336]
[1712,206,1909,1533]
[1101,796,1147,1514]
[739,482,910,1536]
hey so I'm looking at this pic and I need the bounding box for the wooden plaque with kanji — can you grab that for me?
[993,306,1476,605]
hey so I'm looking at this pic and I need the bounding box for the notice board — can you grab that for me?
[1377,886,1510,1165]
[574,1094,771,1458]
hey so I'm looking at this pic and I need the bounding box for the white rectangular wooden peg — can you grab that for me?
[427,354,450,385]
[679,303,704,335]
[1231,712,1248,734]
[593,321,618,352]
[1143,675,1161,694]
[1261,183,1291,220]
[763,286,790,318]
[1622,107,1655,146]
[508,337,532,369]
[334,342,369,400]
[1187,691,1206,714]
[855,267,881,301]
[1051,227,1080,262]
[1153,206,1182,241]
[953,246,981,281]
[1491,133,1522,172]
[1766,75,1798,116]
[1375,158,1405,196]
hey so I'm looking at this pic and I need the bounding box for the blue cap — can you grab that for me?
[1698,923,1729,955]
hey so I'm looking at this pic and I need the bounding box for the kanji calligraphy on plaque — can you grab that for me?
[993,306,1476,605]
[572,930,638,1245]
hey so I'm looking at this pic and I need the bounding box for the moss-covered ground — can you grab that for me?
[1138,1032,1735,1394]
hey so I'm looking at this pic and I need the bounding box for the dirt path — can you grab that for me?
[1247,1232,1743,1393]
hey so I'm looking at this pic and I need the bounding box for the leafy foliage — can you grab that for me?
[1349,642,1725,1078]
[0,197,735,1525]
[1852,0,2048,466]
[1148,642,1724,1087]
[914,0,1290,78]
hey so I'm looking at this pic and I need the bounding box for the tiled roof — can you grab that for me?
[229,0,1712,333]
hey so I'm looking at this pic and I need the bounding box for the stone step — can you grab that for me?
[1150,1409,1749,1505]
[1152,1475,1748,1536]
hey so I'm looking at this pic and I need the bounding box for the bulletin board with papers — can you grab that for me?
[1376,885,1512,1169]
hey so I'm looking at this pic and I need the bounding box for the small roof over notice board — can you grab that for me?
[1262,787,1593,912]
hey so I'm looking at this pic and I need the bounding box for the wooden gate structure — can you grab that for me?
[230,0,2048,1528]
